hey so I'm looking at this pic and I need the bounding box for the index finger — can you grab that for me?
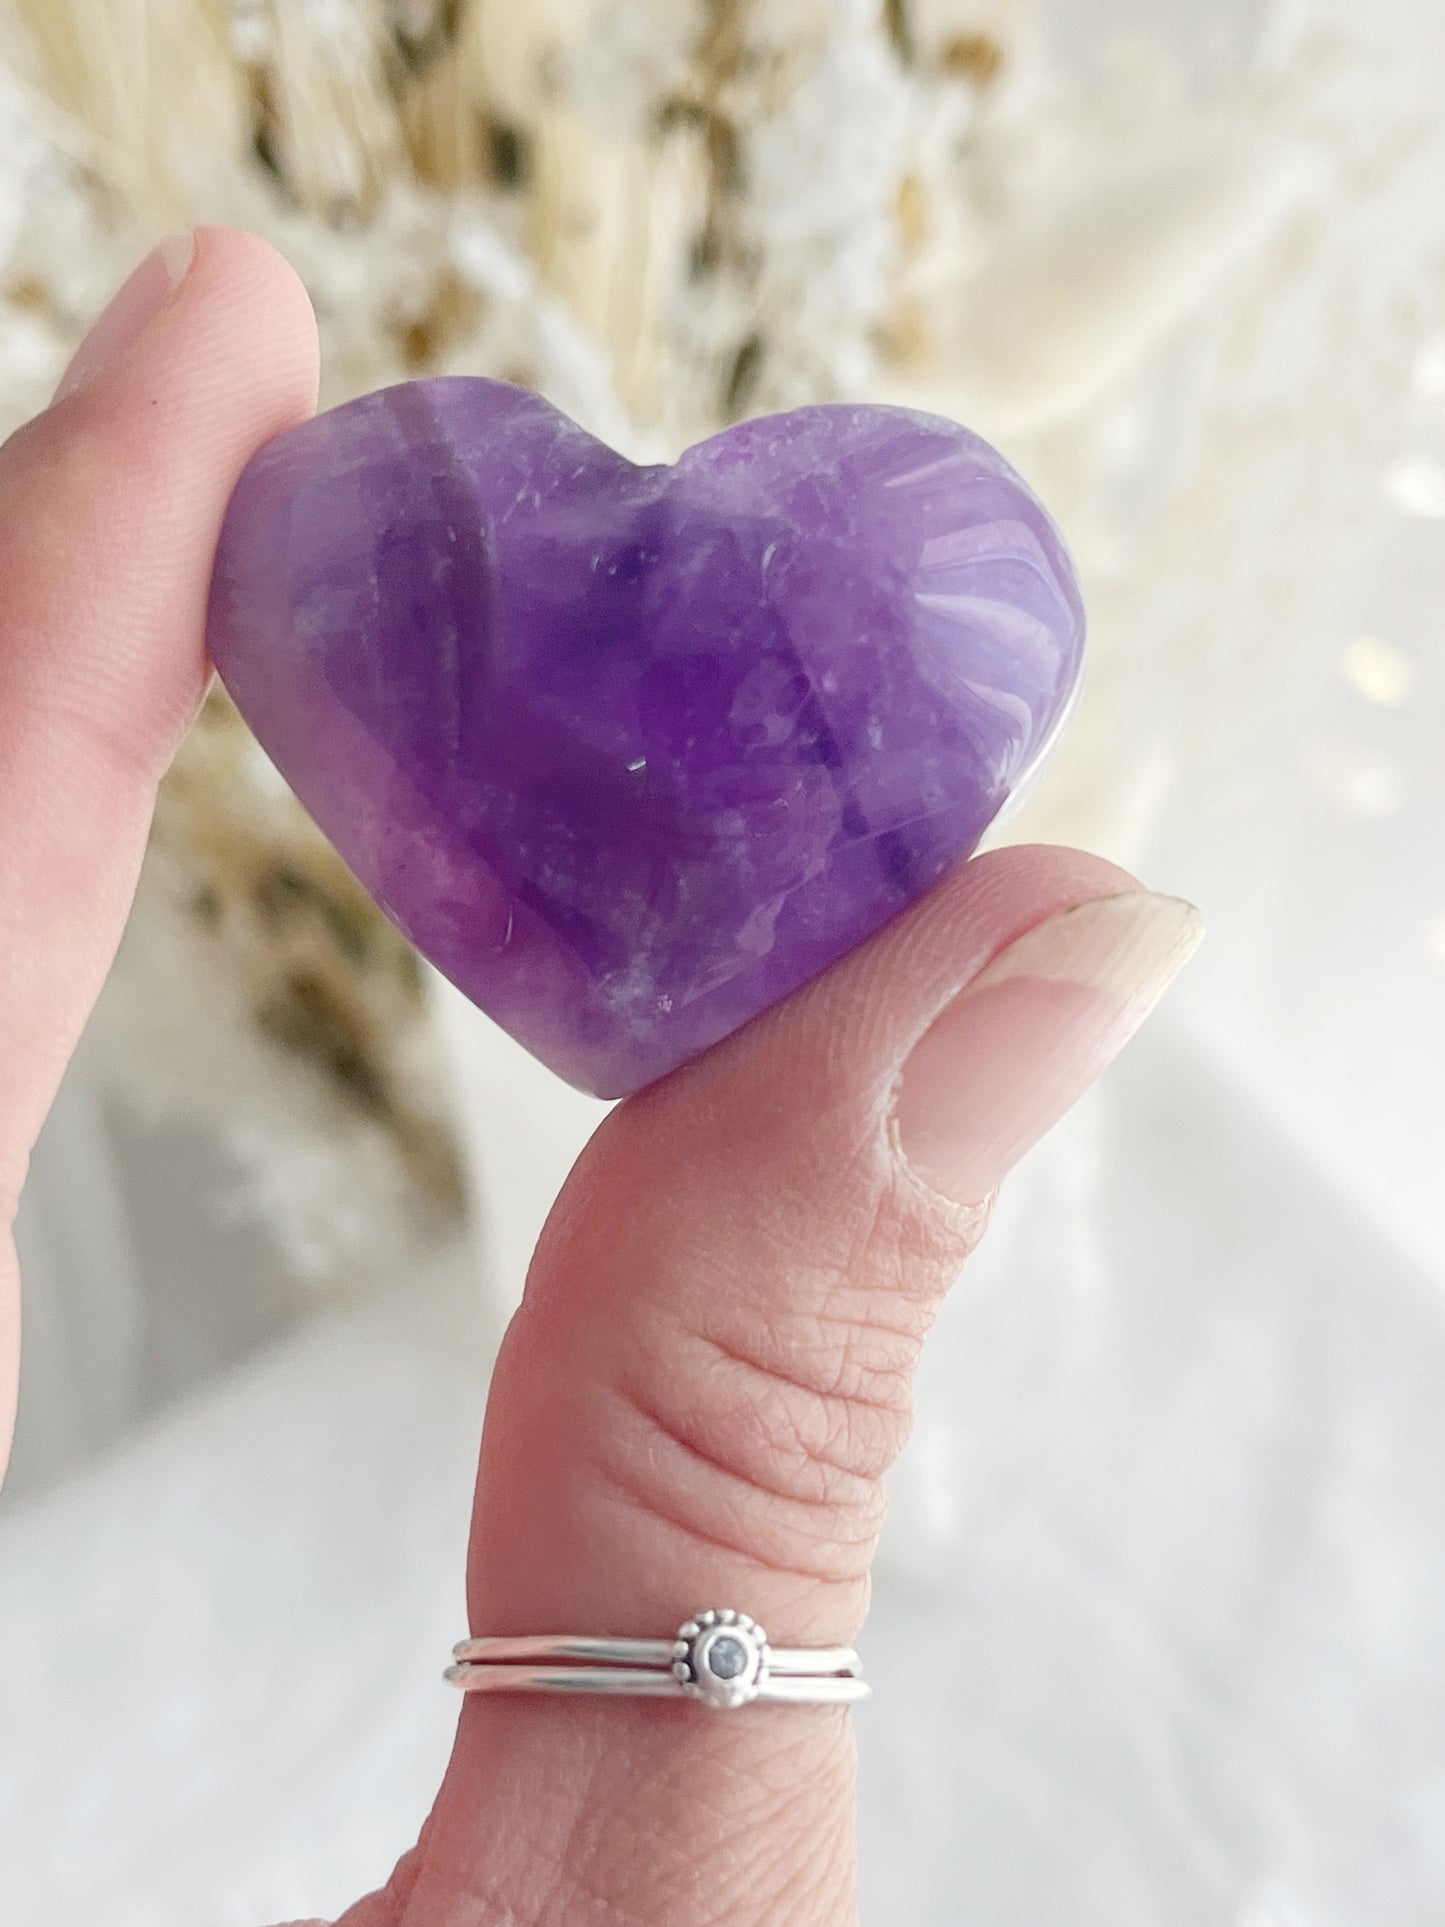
[0,227,318,1474]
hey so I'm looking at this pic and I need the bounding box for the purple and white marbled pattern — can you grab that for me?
[207,379,1085,1096]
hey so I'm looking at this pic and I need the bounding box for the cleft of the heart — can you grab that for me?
[207,379,1086,1096]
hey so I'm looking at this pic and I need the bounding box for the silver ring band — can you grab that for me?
[446,1609,868,1710]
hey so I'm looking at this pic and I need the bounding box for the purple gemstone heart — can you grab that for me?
[207,380,1085,1097]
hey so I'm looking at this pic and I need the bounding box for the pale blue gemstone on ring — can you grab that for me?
[706,1635,750,1681]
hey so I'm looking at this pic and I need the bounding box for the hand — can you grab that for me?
[0,229,1201,1926]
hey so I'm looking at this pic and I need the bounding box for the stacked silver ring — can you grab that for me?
[447,1608,869,1710]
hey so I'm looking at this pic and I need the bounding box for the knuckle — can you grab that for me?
[594,1166,975,1586]
[597,1368,891,1588]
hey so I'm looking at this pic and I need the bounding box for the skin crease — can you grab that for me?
[0,231,1184,1926]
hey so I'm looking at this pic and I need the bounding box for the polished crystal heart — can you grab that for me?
[207,380,1085,1096]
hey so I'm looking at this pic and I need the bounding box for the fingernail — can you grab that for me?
[892,891,1205,1206]
[52,228,196,404]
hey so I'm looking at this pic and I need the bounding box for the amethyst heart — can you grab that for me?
[207,380,1085,1096]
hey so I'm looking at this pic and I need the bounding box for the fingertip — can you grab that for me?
[47,225,320,437]
[183,224,321,426]
[633,841,1148,1130]
[964,840,1143,906]
[541,841,1149,1326]
[98,223,321,452]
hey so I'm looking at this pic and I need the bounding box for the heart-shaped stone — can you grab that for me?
[207,380,1085,1096]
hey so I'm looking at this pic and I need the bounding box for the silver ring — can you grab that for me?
[446,1608,869,1710]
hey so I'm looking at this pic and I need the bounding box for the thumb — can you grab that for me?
[383,843,1203,1927]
